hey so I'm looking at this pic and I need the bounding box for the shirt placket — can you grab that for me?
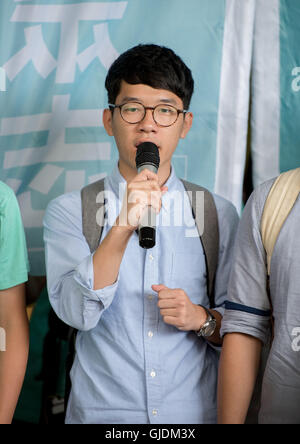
[143,245,162,423]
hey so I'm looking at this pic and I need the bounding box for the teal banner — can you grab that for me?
[280,0,300,172]
[0,0,226,275]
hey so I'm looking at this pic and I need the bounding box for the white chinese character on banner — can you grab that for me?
[77,23,119,71]
[0,67,6,91]
[5,2,127,83]
[4,26,57,81]
[1,94,110,227]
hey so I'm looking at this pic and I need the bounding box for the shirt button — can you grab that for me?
[149,254,154,261]
[152,409,158,416]
[150,370,156,378]
[148,294,153,301]
[148,331,153,338]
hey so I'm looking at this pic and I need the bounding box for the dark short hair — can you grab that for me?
[105,44,194,110]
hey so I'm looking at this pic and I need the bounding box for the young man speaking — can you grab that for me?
[44,44,238,424]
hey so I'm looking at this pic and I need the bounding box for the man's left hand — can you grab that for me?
[152,284,206,331]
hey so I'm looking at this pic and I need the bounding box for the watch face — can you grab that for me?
[203,319,217,337]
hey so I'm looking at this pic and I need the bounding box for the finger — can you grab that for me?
[152,284,169,293]
[135,169,159,182]
[128,180,160,191]
[162,316,181,327]
[128,190,161,213]
[128,190,149,208]
[159,308,179,317]
[152,285,174,300]
[149,192,162,213]
[157,299,178,309]
[127,205,146,227]
[157,290,176,300]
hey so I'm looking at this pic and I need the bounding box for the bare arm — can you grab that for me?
[217,332,262,424]
[0,284,29,424]
[92,224,133,290]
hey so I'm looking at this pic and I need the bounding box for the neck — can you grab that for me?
[157,163,172,186]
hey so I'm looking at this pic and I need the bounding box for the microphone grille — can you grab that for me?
[136,142,160,170]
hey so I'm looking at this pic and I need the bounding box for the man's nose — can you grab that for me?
[137,109,157,131]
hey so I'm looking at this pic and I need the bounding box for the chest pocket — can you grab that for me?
[171,252,207,305]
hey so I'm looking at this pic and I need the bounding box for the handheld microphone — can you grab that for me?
[135,142,160,249]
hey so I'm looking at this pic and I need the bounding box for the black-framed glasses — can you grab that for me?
[109,102,187,127]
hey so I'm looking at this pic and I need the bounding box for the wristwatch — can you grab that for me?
[195,305,217,338]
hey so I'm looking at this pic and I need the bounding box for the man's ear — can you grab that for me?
[180,112,193,139]
[103,108,114,136]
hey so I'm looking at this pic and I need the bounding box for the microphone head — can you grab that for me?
[135,142,160,170]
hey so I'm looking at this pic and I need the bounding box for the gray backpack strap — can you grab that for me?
[181,179,219,308]
[81,178,106,253]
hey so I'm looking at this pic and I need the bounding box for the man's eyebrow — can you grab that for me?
[120,96,140,102]
[119,97,179,106]
[159,98,178,105]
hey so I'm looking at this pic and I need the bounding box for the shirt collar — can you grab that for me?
[107,164,127,202]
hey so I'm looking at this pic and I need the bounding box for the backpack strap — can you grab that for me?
[261,168,300,275]
[181,179,219,308]
[81,178,106,253]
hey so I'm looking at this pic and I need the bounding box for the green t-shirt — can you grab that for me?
[0,181,29,290]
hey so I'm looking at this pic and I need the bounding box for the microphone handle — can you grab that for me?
[137,164,158,249]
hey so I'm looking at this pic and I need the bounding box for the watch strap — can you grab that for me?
[195,305,216,337]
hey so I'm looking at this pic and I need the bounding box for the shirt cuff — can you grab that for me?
[220,309,271,345]
[0,271,28,290]
[73,254,119,310]
[213,305,225,318]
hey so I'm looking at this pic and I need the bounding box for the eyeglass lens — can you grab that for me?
[120,102,179,126]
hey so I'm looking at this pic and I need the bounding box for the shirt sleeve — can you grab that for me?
[43,192,118,331]
[0,188,29,290]
[220,180,275,344]
[212,196,240,316]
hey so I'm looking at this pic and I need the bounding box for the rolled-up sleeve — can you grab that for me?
[221,308,271,345]
[44,191,118,331]
[220,180,275,344]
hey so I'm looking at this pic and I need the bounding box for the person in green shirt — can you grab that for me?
[0,181,29,424]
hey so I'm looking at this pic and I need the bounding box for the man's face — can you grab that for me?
[103,81,193,182]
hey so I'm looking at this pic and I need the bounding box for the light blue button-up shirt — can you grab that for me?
[44,165,238,424]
